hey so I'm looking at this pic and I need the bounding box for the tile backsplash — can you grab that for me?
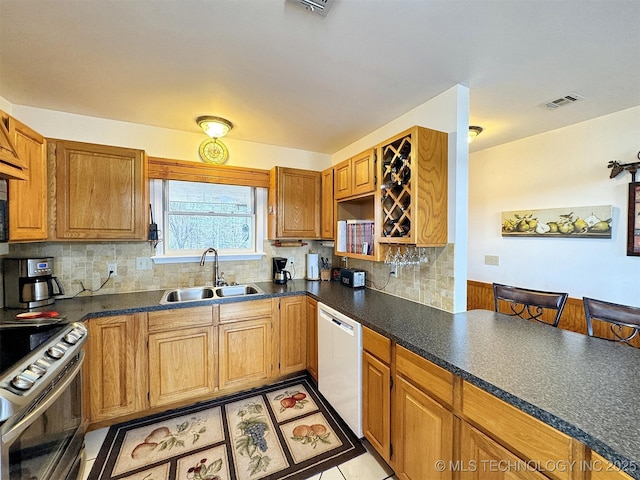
[5,241,455,312]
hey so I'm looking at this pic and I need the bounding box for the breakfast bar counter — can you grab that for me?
[4,279,637,477]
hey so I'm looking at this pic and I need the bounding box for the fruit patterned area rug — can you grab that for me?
[87,376,365,480]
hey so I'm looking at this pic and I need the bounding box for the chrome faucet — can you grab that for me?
[199,247,226,286]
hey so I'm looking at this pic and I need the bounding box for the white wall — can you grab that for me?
[6,102,331,171]
[331,85,470,312]
[468,106,640,306]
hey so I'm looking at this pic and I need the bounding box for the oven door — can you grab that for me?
[1,356,84,480]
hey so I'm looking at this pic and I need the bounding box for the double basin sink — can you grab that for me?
[159,284,264,305]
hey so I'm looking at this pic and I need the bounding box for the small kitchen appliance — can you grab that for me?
[339,268,366,288]
[3,257,65,309]
[273,257,292,284]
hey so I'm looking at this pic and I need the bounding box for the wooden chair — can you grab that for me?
[493,283,568,327]
[583,297,640,345]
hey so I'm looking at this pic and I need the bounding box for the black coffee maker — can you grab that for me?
[273,257,291,284]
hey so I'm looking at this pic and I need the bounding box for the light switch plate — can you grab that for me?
[484,255,500,266]
[136,257,153,270]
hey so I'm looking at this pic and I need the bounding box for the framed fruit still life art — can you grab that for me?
[627,182,640,256]
[501,205,612,238]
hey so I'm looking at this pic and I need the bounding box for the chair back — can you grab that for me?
[493,283,568,327]
[583,297,640,345]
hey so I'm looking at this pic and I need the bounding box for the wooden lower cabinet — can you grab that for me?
[279,295,307,375]
[590,452,635,480]
[83,314,147,424]
[148,325,216,407]
[459,420,549,480]
[306,297,318,380]
[219,317,274,390]
[362,350,391,461]
[393,374,454,480]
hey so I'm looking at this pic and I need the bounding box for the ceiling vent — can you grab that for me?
[544,92,585,110]
[287,0,335,17]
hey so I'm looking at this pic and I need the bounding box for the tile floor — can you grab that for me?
[82,427,397,480]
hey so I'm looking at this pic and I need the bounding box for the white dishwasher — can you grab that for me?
[317,302,363,437]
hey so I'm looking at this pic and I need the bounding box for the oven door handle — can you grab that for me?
[3,353,84,445]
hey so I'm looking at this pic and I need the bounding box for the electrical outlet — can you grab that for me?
[136,257,153,270]
[290,258,294,266]
[484,255,500,266]
[390,269,398,278]
[107,262,118,276]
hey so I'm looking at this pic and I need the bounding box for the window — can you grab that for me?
[150,179,266,262]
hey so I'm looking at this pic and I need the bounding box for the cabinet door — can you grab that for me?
[219,316,273,390]
[459,421,549,480]
[83,314,147,423]
[306,297,318,381]
[269,166,321,239]
[279,296,307,375]
[393,374,453,480]
[334,158,351,200]
[362,350,391,462]
[591,452,635,480]
[351,149,375,196]
[0,113,27,180]
[54,140,147,240]
[148,325,216,407]
[7,116,47,241]
[321,167,335,239]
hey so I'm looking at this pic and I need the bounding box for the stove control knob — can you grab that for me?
[63,332,80,345]
[12,370,38,390]
[28,363,47,377]
[47,345,66,359]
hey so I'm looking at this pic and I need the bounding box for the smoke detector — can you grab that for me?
[543,92,585,110]
[287,0,335,17]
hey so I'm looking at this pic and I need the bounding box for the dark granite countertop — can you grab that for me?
[3,280,638,477]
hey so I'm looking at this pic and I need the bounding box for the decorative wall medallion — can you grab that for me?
[199,138,229,165]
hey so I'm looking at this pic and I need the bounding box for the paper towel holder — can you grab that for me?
[305,253,320,281]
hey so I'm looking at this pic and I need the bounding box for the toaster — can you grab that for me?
[340,268,366,288]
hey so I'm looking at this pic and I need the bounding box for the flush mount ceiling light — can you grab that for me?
[468,126,483,143]
[196,116,233,165]
[197,116,233,139]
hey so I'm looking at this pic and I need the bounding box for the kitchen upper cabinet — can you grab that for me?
[50,139,148,240]
[268,166,321,239]
[147,306,217,407]
[321,167,334,239]
[377,126,448,246]
[83,314,147,424]
[393,346,454,480]
[362,327,392,462]
[2,113,48,241]
[279,295,307,375]
[306,297,318,381]
[334,149,376,200]
[0,112,28,181]
[218,298,276,390]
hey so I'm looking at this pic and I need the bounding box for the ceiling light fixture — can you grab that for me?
[197,116,233,139]
[468,126,483,143]
[196,116,233,165]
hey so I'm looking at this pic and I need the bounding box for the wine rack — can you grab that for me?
[377,126,448,247]
[380,133,413,239]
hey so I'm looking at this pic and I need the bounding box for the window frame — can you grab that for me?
[149,179,266,264]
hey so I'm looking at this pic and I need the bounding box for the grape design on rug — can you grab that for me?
[226,396,289,479]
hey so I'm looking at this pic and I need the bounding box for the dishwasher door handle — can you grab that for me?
[331,317,354,335]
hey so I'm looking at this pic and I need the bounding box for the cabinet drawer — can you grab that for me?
[148,306,216,332]
[219,298,273,323]
[395,345,453,408]
[590,452,635,480]
[363,327,391,364]
[462,381,578,480]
